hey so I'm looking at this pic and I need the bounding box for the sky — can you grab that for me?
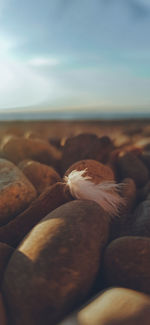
[0,0,150,112]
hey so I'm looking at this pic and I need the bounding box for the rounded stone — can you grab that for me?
[77,287,150,325]
[18,160,61,194]
[0,182,72,247]
[131,200,150,237]
[65,159,115,184]
[119,178,137,215]
[140,151,150,171]
[0,293,7,325]
[138,180,150,201]
[117,152,149,187]
[2,200,109,325]
[0,243,14,287]
[103,236,150,294]
[24,131,42,140]
[62,134,114,173]
[109,178,136,241]
[113,134,131,147]
[0,159,37,225]
[0,136,61,169]
[48,137,62,150]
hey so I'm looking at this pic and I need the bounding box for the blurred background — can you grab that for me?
[0,0,150,119]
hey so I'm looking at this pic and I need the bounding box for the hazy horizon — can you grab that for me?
[0,105,150,121]
[0,0,150,112]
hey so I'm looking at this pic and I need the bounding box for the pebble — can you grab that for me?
[2,200,109,325]
[103,236,150,294]
[0,293,7,325]
[119,177,137,214]
[134,138,150,150]
[140,151,150,171]
[138,180,150,201]
[131,200,150,237]
[0,159,37,225]
[18,160,61,194]
[76,287,150,325]
[1,124,150,324]
[65,159,115,184]
[116,152,149,187]
[48,137,62,149]
[0,243,14,287]
[0,182,72,247]
[109,178,136,241]
[0,136,61,169]
[62,134,114,172]
[24,131,43,140]
[142,125,150,137]
[113,134,131,147]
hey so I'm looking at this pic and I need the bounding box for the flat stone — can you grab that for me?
[0,159,37,225]
[103,236,150,294]
[2,200,109,325]
[18,160,61,194]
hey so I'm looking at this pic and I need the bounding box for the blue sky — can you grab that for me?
[0,0,150,111]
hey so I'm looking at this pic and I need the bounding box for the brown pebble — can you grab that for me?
[0,136,61,169]
[0,243,14,286]
[62,134,114,173]
[134,138,150,150]
[120,178,137,214]
[140,151,150,171]
[103,236,150,294]
[142,125,150,137]
[0,182,72,247]
[138,180,150,201]
[109,178,136,241]
[113,134,131,147]
[48,137,62,149]
[117,152,149,187]
[18,160,61,194]
[76,287,150,325]
[65,159,115,184]
[124,125,143,136]
[24,131,42,139]
[0,159,37,225]
[131,200,150,237]
[0,293,7,325]
[2,200,109,325]
[144,143,150,151]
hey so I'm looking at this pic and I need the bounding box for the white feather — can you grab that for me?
[64,169,125,218]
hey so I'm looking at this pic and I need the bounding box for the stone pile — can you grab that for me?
[0,127,149,324]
